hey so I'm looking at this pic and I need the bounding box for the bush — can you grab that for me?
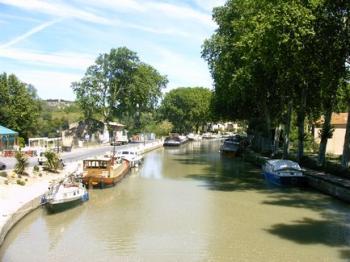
[16,179,25,186]
[43,151,60,172]
[14,150,29,175]
[0,171,7,178]
[33,165,40,173]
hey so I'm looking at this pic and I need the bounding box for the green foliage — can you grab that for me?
[144,120,174,137]
[0,171,7,178]
[14,150,28,175]
[18,137,25,148]
[0,73,41,140]
[160,87,212,133]
[72,47,167,127]
[202,0,350,162]
[16,179,25,186]
[33,165,40,173]
[43,151,61,172]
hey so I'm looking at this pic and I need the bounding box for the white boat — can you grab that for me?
[116,149,143,167]
[163,134,188,146]
[262,159,307,186]
[187,133,202,141]
[41,175,89,212]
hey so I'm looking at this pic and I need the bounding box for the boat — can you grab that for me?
[82,156,130,188]
[202,132,220,140]
[115,149,143,167]
[163,134,188,146]
[41,174,89,212]
[220,136,241,156]
[187,133,202,141]
[262,159,307,186]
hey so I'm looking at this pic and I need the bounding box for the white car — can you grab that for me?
[38,152,47,165]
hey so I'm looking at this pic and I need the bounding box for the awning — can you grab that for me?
[0,125,18,135]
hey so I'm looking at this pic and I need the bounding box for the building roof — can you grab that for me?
[0,125,18,135]
[331,113,348,125]
[316,113,348,127]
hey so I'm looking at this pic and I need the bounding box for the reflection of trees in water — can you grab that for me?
[45,205,86,251]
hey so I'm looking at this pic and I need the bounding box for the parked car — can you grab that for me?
[0,161,6,170]
[38,152,47,165]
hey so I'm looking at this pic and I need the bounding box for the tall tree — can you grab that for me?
[72,47,167,131]
[316,0,350,166]
[0,73,41,140]
[160,87,212,133]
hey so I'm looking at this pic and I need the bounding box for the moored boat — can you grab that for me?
[82,156,130,188]
[115,149,143,167]
[262,159,307,186]
[220,137,241,156]
[220,135,248,156]
[163,134,188,146]
[41,175,89,212]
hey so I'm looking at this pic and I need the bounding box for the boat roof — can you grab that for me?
[83,157,111,161]
[266,159,301,171]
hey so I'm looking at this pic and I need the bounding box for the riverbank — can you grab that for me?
[0,140,163,247]
[243,150,350,203]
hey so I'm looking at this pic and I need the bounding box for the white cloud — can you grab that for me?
[0,48,95,70]
[194,0,226,11]
[150,46,213,90]
[0,0,110,24]
[0,18,62,49]
[16,70,82,99]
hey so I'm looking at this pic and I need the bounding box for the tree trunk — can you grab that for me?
[318,107,333,166]
[341,107,350,168]
[263,100,272,152]
[297,88,307,162]
[283,102,292,159]
[297,110,305,162]
[273,124,282,155]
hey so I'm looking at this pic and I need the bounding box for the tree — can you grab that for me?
[202,0,320,156]
[160,87,212,133]
[72,47,167,132]
[0,73,41,140]
[315,0,350,166]
[44,151,61,172]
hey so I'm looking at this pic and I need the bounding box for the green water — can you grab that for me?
[1,141,350,261]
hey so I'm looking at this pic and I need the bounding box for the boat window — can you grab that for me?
[122,151,129,154]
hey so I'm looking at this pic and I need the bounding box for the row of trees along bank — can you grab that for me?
[202,0,350,169]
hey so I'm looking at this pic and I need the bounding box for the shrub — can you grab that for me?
[0,171,7,178]
[44,151,60,172]
[33,165,40,173]
[16,179,25,186]
[15,150,29,175]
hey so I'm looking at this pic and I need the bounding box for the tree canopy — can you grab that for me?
[0,73,41,140]
[72,47,168,128]
[202,0,349,160]
[160,87,212,133]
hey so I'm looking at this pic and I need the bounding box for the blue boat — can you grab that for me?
[262,159,307,186]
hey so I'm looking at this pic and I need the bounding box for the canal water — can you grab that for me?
[1,140,350,261]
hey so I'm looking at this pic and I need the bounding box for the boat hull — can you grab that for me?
[82,161,130,189]
[46,197,84,213]
[263,172,307,186]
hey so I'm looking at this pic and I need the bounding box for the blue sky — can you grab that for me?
[0,0,225,100]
